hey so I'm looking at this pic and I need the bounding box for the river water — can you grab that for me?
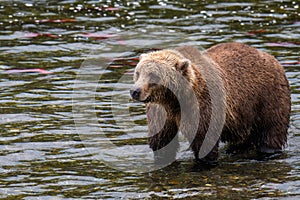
[0,0,299,199]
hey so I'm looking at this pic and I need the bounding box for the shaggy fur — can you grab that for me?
[130,42,291,164]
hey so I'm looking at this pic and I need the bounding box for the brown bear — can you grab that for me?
[130,42,291,166]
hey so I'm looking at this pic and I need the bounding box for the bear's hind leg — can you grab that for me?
[256,83,290,155]
[256,124,288,154]
[255,110,289,155]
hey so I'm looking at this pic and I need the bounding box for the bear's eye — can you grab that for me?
[149,72,160,87]
[135,72,140,80]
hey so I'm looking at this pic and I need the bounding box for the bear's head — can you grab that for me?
[130,49,195,104]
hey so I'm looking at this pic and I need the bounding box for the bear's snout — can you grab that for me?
[130,87,141,101]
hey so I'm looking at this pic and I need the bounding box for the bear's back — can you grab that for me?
[175,43,290,140]
[176,43,289,98]
[205,42,289,101]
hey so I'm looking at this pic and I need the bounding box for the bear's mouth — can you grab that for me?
[140,96,151,103]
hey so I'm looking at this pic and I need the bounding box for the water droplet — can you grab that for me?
[128,12,135,16]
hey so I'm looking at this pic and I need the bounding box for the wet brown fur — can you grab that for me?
[133,42,291,163]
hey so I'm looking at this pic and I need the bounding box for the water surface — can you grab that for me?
[0,0,299,199]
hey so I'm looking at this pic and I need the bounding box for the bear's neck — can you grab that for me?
[190,64,210,100]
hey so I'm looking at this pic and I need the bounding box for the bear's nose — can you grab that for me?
[130,87,141,100]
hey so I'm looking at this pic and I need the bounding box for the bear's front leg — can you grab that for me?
[200,141,219,166]
[192,139,219,167]
[146,104,179,165]
[148,120,179,165]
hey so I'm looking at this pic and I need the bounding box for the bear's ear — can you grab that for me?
[139,53,147,61]
[177,59,191,72]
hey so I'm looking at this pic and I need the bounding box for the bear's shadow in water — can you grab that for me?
[152,148,288,173]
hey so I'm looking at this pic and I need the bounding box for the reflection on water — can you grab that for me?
[0,0,299,199]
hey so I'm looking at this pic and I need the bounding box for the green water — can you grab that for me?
[0,0,299,199]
